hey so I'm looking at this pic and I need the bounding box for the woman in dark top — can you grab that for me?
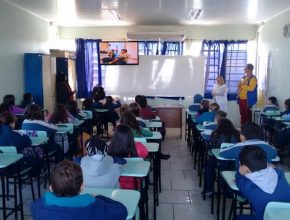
[56,74,74,105]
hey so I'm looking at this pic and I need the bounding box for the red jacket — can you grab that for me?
[119,142,148,189]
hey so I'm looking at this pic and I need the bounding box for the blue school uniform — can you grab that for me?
[0,124,31,152]
[31,192,127,220]
[236,168,290,220]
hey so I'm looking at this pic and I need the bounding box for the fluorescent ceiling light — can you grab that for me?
[104,9,121,20]
[187,9,202,20]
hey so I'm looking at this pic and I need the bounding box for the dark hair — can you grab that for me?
[23,93,33,102]
[107,124,137,157]
[0,103,9,114]
[201,99,210,109]
[0,112,16,125]
[120,110,141,134]
[83,98,93,109]
[212,118,240,143]
[240,122,262,140]
[56,73,66,83]
[215,110,227,120]
[67,100,78,116]
[85,136,107,156]
[284,98,290,110]
[239,146,267,172]
[3,94,15,106]
[128,102,141,117]
[50,160,83,197]
[25,104,43,120]
[122,49,127,53]
[210,103,220,112]
[92,85,105,101]
[193,94,203,104]
[50,104,69,124]
[268,96,278,106]
[138,96,148,108]
[246,63,254,71]
[135,95,142,105]
[104,96,113,106]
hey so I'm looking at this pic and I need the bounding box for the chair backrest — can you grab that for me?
[80,110,93,119]
[134,138,147,144]
[0,146,17,154]
[264,202,290,220]
[18,130,48,138]
[263,105,280,113]
[188,104,200,112]
[56,123,74,134]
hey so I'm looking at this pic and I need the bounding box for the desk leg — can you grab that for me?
[216,162,221,220]
[1,174,6,220]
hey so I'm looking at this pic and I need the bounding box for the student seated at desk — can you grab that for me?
[219,122,277,167]
[203,118,240,194]
[211,118,240,148]
[136,95,167,140]
[31,160,127,220]
[108,124,148,189]
[0,112,43,176]
[67,100,85,120]
[120,110,170,160]
[236,146,290,220]
[22,104,64,162]
[20,93,34,109]
[0,94,25,115]
[262,96,279,112]
[103,96,121,128]
[281,98,290,120]
[81,137,120,188]
[135,95,157,120]
[128,102,147,127]
[120,110,153,137]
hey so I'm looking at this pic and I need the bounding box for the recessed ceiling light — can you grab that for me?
[187,9,202,20]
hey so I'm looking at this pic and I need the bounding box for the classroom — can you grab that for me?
[1,0,290,220]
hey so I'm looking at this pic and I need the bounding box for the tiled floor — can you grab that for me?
[148,129,215,220]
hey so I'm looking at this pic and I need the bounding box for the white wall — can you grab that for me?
[257,9,290,107]
[0,1,50,103]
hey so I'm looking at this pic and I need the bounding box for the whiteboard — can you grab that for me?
[104,55,205,97]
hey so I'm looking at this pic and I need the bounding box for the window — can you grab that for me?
[138,41,183,55]
[201,40,247,100]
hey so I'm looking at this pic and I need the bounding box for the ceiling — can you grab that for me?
[5,0,290,26]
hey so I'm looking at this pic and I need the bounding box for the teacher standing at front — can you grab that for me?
[237,64,257,125]
[212,76,228,112]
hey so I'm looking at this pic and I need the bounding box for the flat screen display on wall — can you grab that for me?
[99,41,139,65]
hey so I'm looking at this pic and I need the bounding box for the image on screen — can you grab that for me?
[99,41,139,65]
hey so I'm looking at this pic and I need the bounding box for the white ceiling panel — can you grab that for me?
[4,0,290,26]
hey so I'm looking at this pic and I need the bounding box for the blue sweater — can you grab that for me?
[236,169,290,220]
[0,124,31,153]
[31,193,127,220]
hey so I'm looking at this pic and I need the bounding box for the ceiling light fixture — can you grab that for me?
[105,9,121,20]
[187,9,202,20]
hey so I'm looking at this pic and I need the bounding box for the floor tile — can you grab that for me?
[172,179,198,191]
[158,190,191,204]
[173,204,215,220]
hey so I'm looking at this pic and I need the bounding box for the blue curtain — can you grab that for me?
[201,40,247,100]
[75,38,101,98]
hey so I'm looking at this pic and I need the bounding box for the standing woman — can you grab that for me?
[212,76,228,112]
[56,73,74,105]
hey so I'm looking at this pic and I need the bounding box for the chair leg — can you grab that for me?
[17,176,24,220]
[14,177,18,220]
[30,176,35,201]
[37,176,41,198]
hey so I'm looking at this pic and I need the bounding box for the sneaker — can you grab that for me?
[160,153,171,160]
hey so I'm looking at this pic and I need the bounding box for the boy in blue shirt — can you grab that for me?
[236,146,290,220]
[31,160,127,220]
